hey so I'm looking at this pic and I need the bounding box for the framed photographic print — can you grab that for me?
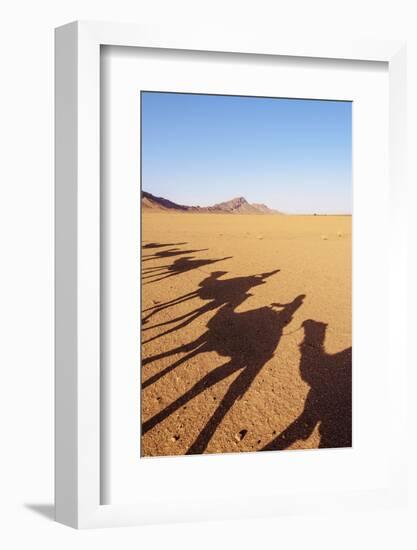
[55,21,407,528]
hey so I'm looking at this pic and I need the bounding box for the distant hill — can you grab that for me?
[142,191,190,211]
[142,191,283,214]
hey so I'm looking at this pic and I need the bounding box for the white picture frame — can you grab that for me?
[55,21,407,529]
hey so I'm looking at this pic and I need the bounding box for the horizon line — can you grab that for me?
[142,189,351,216]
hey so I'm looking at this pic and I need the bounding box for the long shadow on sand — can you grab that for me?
[142,269,279,343]
[261,319,352,451]
[141,243,351,454]
[142,242,188,249]
[142,247,209,262]
[142,255,232,285]
[142,265,305,453]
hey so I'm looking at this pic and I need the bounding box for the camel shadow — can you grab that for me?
[142,269,280,342]
[142,255,232,285]
[261,319,352,451]
[142,269,280,366]
[142,242,187,249]
[142,280,305,454]
[142,247,209,262]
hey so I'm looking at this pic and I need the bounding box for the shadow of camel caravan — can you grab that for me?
[142,284,305,454]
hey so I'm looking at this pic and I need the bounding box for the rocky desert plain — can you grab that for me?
[141,192,352,457]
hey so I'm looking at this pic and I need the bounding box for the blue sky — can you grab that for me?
[141,92,352,214]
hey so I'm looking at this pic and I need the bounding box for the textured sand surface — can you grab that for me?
[141,213,352,456]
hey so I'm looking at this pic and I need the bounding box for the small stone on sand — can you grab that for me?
[235,429,248,442]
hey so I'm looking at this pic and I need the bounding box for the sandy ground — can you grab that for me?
[141,213,352,456]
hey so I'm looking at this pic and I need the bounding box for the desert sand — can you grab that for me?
[141,212,352,456]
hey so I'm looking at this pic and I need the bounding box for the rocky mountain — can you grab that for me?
[142,191,190,211]
[142,191,283,214]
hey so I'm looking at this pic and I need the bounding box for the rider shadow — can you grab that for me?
[142,255,232,285]
[142,242,187,249]
[142,247,208,262]
[142,269,280,368]
[142,269,280,342]
[142,287,305,455]
[261,319,352,451]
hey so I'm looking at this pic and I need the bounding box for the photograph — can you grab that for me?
[140,91,352,457]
